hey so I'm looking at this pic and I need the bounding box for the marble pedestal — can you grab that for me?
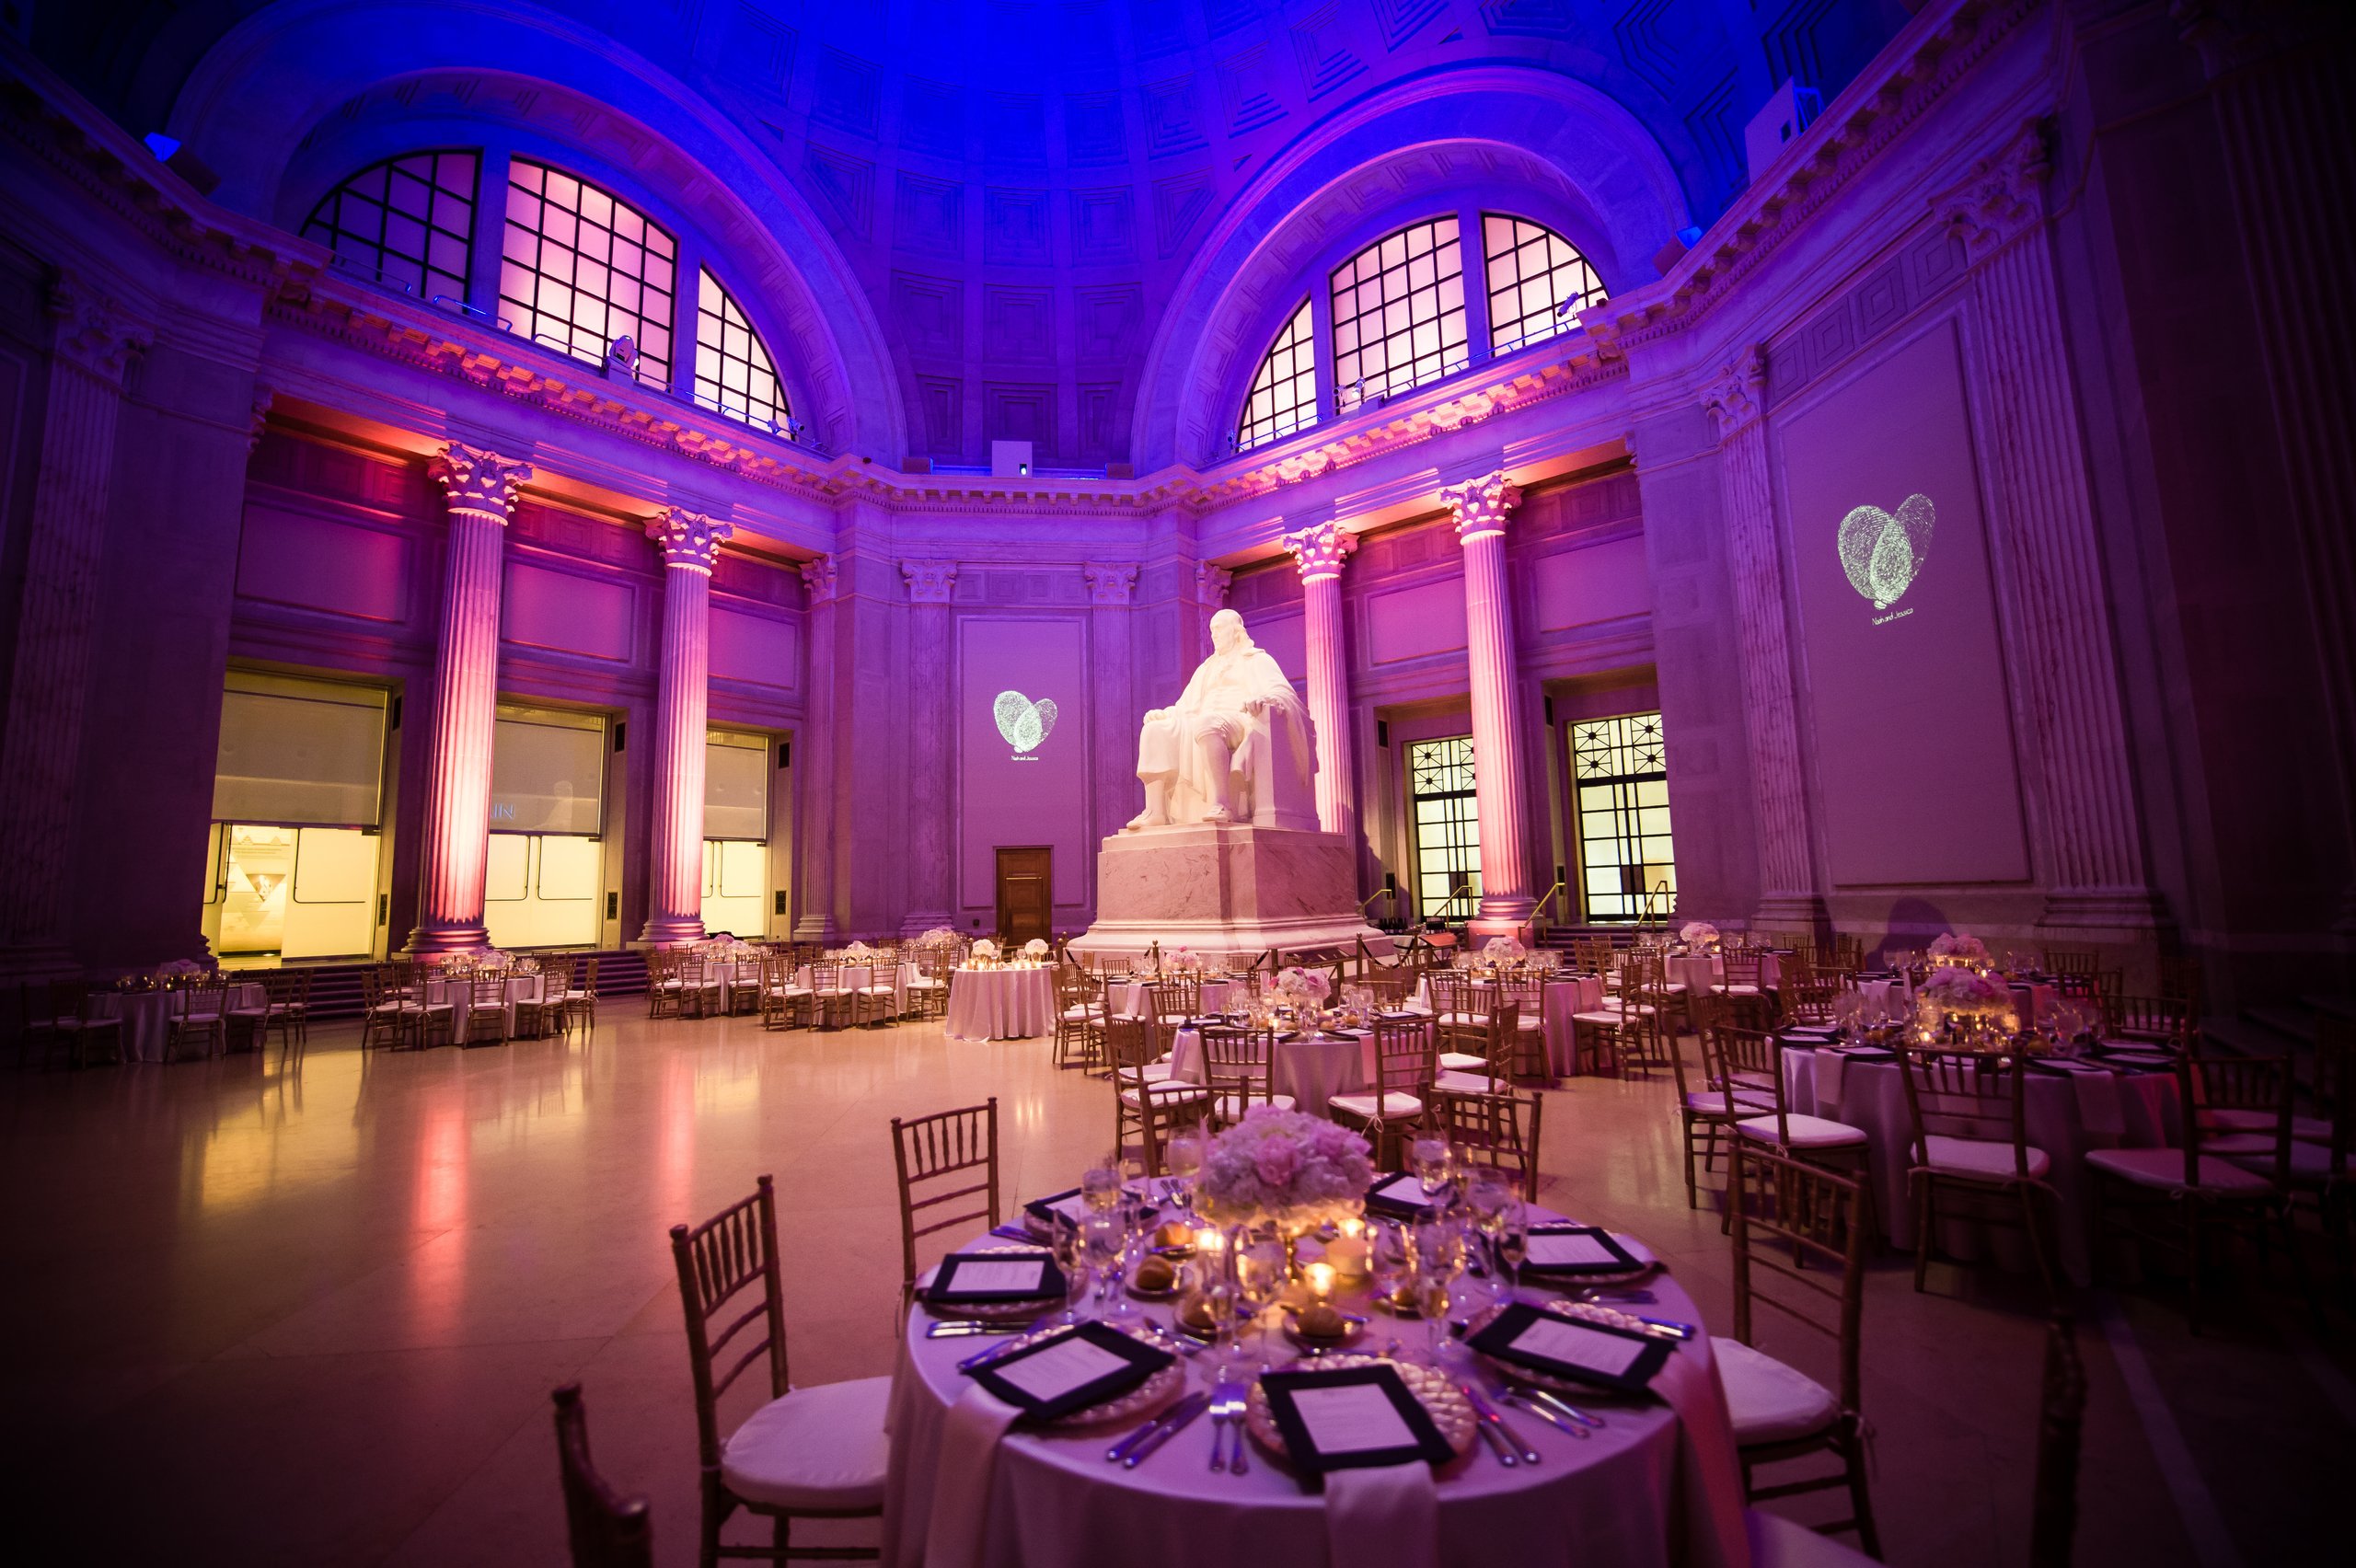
[1070,823,1389,960]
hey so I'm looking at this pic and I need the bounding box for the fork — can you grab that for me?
[1218,1377,1251,1475]
[1215,1365,1253,1469]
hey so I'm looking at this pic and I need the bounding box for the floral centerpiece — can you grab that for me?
[920,926,960,948]
[1918,966,2016,1037]
[1272,965,1333,1012]
[1022,938,1050,962]
[1927,932,1992,969]
[1196,1106,1374,1233]
[1165,945,1204,974]
[842,940,876,960]
[969,938,999,965]
[1481,935,1526,964]
[1680,921,1720,950]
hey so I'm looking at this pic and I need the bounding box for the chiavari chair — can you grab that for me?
[2087,1051,2312,1332]
[1669,1003,1774,1210]
[724,953,764,1017]
[563,956,600,1035]
[669,1177,886,1562]
[889,1099,1000,1313]
[170,976,230,1061]
[1361,969,1412,1006]
[2213,1017,2350,1299]
[1107,1017,1208,1176]
[1328,1017,1434,1170]
[2106,993,2191,1050]
[1434,1000,1520,1095]
[1148,977,1198,1029]
[2157,955,2205,1015]
[904,950,950,1020]
[841,958,898,1028]
[1429,1086,1543,1201]
[525,956,575,1039]
[1569,954,1662,1077]
[551,1383,655,1568]
[361,967,408,1049]
[1199,1023,1292,1125]
[804,962,854,1030]
[1053,969,1105,1073]
[1725,1144,1881,1558]
[462,973,513,1047]
[759,952,814,1031]
[1894,1047,2059,1299]
[645,949,682,1020]
[1703,1024,1870,1204]
[34,982,124,1071]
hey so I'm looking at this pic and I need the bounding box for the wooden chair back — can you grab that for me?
[890,1099,1000,1297]
[551,1383,654,1568]
[1370,1017,1437,1101]
[1200,1025,1279,1117]
[668,1177,791,1478]
[2042,948,2099,978]
[1430,1088,1542,1200]
[1148,978,1196,1024]
[2029,1315,2086,1568]
[1362,970,1412,1005]
[2108,995,2191,1048]
[1702,1022,1787,1136]
[1728,1143,1867,1414]
[1895,1048,2037,1181]
[2184,1053,2292,1187]
[179,976,227,1020]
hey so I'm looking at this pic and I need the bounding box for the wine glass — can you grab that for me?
[1409,1136,1452,1204]
[1085,1210,1135,1320]
[1081,1159,1123,1214]
[1233,1226,1288,1366]
[1465,1167,1513,1306]
[1492,1199,1529,1305]
[1164,1126,1204,1213]
[1410,1217,1467,1365]
[1051,1213,1092,1325]
[1369,1219,1412,1318]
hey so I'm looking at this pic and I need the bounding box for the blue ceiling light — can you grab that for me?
[143,132,181,161]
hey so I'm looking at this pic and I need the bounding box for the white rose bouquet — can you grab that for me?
[1023,938,1050,959]
[1273,965,1333,1007]
[970,939,999,963]
[1680,921,1720,948]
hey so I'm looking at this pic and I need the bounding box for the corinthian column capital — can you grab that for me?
[646,508,733,573]
[1935,120,2052,255]
[1196,561,1233,605]
[1702,344,1770,438]
[1284,520,1358,582]
[46,278,152,379]
[801,553,838,604]
[430,444,533,521]
[1440,472,1521,543]
[902,559,958,604]
[1081,563,1137,605]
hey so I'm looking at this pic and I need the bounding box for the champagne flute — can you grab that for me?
[1411,1217,1466,1365]
[1465,1167,1512,1306]
[1051,1213,1091,1325]
[1493,1199,1529,1305]
[1369,1219,1412,1317]
[1085,1210,1134,1320]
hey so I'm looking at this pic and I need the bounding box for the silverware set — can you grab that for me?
[1206,1372,1248,1473]
[1105,1391,1211,1468]
[1500,1382,1606,1436]
[1461,1385,1541,1464]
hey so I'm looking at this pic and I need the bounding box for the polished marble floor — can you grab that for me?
[3,1009,2346,1566]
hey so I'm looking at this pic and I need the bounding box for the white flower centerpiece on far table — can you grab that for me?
[967,938,999,969]
[1680,920,1721,951]
[1022,938,1050,965]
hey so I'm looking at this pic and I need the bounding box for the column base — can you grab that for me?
[637,913,708,947]
[1471,896,1536,940]
[792,915,839,942]
[404,922,491,954]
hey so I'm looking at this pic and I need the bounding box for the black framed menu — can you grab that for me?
[924,1251,1067,1305]
[964,1321,1172,1421]
[1258,1364,1455,1474]
[1364,1170,1444,1217]
[1466,1302,1672,1395]
[1519,1225,1642,1277]
[1022,1188,1088,1228]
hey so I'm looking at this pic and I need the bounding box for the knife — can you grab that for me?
[959,1325,1065,1372]
[1126,1384,1215,1459]
[1500,1391,1588,1438]
[1107,1393,1215,1469]
[1461,1385,1541,1464]
[1512,1383,1606,1428]
[925,1321,1026,1338]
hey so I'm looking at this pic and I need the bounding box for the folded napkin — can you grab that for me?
[1324,1460,1438,1568]
[923,1385,1022,1568]
[2068,1066,2126,1136]
[1813,1049,1845,1109]
[1653,1347,1754,1568]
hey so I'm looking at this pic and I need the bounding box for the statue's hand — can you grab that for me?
[1242,696,1268,718]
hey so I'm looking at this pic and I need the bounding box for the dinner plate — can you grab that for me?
[1244,1354,1476,1463]
[1281,1312,1369,1354]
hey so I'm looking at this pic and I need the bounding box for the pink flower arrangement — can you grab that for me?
[1928,932,1992,967]
[1920,965,2012,1014]
[1196,1106,1374,1228]
[1273,965,1332,1006]
[1680,921,1720,948]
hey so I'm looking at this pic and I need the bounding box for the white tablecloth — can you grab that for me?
[423,974,546,1043]
[1164,1026,1375,1115]
[89,984,269,1062]
[881,1210,1744,1568]
[796,963,917,1018]
[1417,977,1601,1080]
[1112,978,1236,1019]
[945,967,1056,1040]
[1782,1049,2181,1284]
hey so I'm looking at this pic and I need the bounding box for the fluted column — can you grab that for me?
[901,559,958,933]
[0,280,151,976]
[1442,473,1535,935]
[1284,521,1358,844]
[1082,564,1139,865]
[639,509,733,946]
[1944,124,2164,931]
[405,444,532,953]
[1705,345,1824,929]
[792,556,839,940]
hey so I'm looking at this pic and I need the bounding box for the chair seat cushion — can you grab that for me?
[1118,1083,1210,1110]
[1723,983,1763,997]
[1746,1505,1880,1566]
[1435,1070,1502,1095]
[1735,1113,1869,1150]
[1919,1134,2050,1182]
[1686,1090,1773,1116]
[1216,1093,1298,1119]
[1717,1339,1841,1447]
[1436,1050,1488,1071]
[721,1376,893,1511]
[1138,1060,1176,1081]
[2085,1147,2275,1193]
[2214,1136,2337,1183]
[1571,1010,1634,1028]
[1329,1090,1425,1120]
[2198,1107,2333,1143]
[1060,1004,1103,1020]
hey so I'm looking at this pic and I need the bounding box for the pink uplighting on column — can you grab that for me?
[1442,472,1535,937]
[407,444,531,953]
[640,507,733,947]
[1284,520,1357,844]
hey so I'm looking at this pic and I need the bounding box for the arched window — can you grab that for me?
[302,151,478,302]
[1235,300,1318,452]
[694,270,789,431]
[501,159,676,381]
[1329,216,1465,412]
[1482,215,1608,356]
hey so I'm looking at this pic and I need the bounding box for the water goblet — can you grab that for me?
[1085,1210,1137,1320]
[1410,1218,1467,1365]
[1409,1136,1451,1204]
[1082,1160,1124,1214]
[1369,1219,1412,1318]
[1492,1200,1529,1305]
[1051,1214,1092,1325]
[1165,1127,1205,1213]
[1233,1226,1288,1366]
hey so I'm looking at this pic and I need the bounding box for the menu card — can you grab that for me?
[927,1251,1066,1304]
[1466,1301,1670,1394]
[1519,1225,1640,1276]
[1022,1187,1090,1228]
[1258,1365,1455,1473]
[1365,1170,1444,1216]
[965,1321,1172,1421]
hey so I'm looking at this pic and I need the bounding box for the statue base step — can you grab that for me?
[1069,824,1390,961]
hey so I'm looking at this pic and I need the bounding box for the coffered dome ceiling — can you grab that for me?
[40,0,1912,469]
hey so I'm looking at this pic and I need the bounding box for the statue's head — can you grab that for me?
[1208,607,1249,653]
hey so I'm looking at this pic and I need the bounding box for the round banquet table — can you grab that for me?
[882,1209,1741,1568]
[1781,1046,2181,1285]
[1162,1025,1375,1115]
[793,962,917,1018]
[1415,977,1603,1080]
[1113,977,1236,1019]
[422,974,546,1042]
[946,966,1057,1040]
[89,984,268,1062]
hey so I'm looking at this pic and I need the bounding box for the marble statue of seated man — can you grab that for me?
[1127,608,1316,830]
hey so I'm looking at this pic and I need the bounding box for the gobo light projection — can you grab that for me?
[1837,492,1935,614]
[992,690,1058,755]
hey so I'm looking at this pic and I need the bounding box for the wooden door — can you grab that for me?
[994,847,1053,946]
